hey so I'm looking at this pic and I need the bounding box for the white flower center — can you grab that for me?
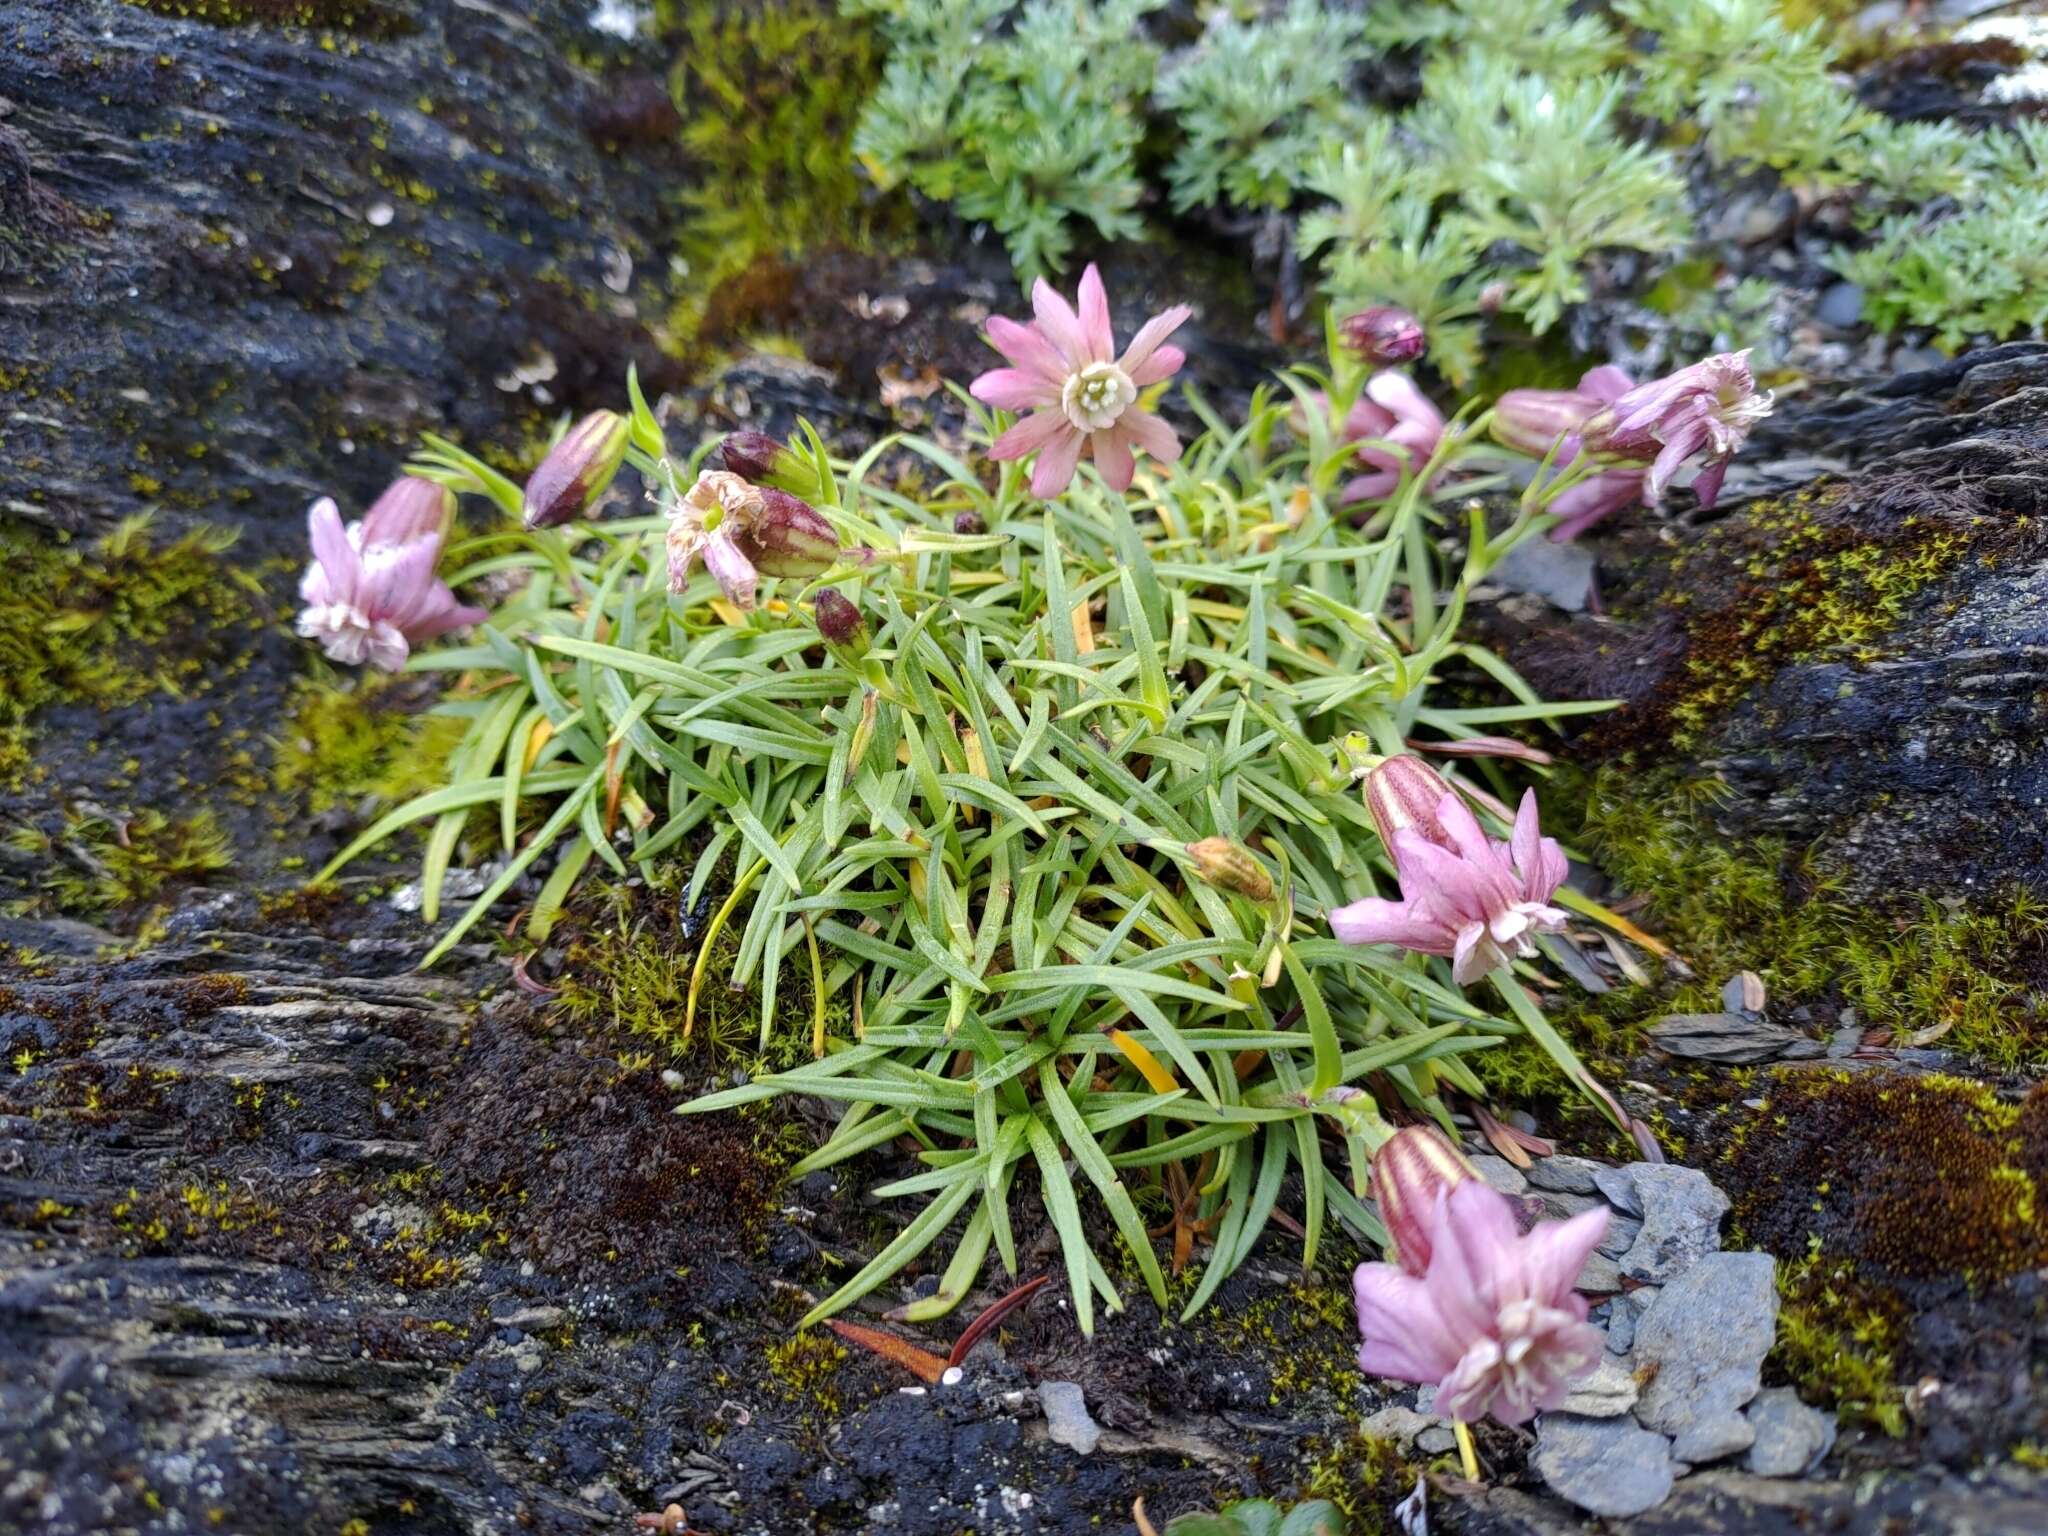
[1062,361,1136,433]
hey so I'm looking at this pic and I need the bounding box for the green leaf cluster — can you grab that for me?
[846,0,1165,281]
[325,361,1619,1331]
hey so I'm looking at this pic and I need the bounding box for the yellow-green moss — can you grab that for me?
[656,0,901,347]
[1562,768,2048,1071]
[1299,1431,1420,1531]
[5,806,233,917]
[1605,483,1977,754]
[1769,1249,1906,1436]
[0,517,262,786]
[119,0,416,37]
[270,671,469,814]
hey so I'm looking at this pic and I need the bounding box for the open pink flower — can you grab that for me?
[1299,374,1447,505]
[971,264,1190,498]
[1330,787,1567,985]
[1353,1178,1608,1425]
[1578,350,1773,509]
[1495,365,1649,540]
[296,477,485,671]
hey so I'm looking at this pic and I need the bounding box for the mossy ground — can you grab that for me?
[653,0,904,358]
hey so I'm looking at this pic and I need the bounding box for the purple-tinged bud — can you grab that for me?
[718,430,824,500]
[954,510,986,536]
[748,487,843,577]
[813,588,865,650]
[1492,388,1600,461]
[1185,836,1275,903]
[1362,754,1459,856]
[1371,1125,1475,1277]
[1340,306,1425,367]
[523,410,630,528]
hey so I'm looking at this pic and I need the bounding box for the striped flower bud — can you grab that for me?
[523,410,630,528]
[748,487,843,577]
[1371,1124,1475,1276]
[1362,754,1459,856]
[813,588,865,649]
[718,430,824,500]
[1185,837,1275,903]
[1340,306,1425,367]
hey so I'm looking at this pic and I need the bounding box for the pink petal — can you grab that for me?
[1090,428,1135,492]
[1031,276,1089,371]
[1690,456,1730,509]
[1451,924,1498,985]
[1339,470,1399,504]
[1118,305,1193,379]
[1030,426,1086,499]
[1365,371,1444,431]
[1329,895,1452,953]
[1343,398,1397,441]
[1119,407,1181,465]
[1644,429,1701,503]
[363,536,446,632]
[1128,343,1185,389]
[1577,364,1634,403]
[989,409,1071,462]
[1075,263,1115,365]
[971,367,1061,412]
[1510,1206,1611,1307]
[702,526,760,609]
[1433,1181,1523,1321]
[985,315,1070,387]
[305,498,359,607]
[1353,1262,1465,1381]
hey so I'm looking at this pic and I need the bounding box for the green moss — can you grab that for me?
[1772,1247,1907,1437]
[5,806,233,918]
[1299,1431,1421,1532]
[1608,483,1975,752]
[1559,768,2048,1071]
[762,1331,849,1425]
[656,0,900,347]
[0,517,261,787]
[119,0,416,37]
[271,671,469,814]
[554,877,844,1069]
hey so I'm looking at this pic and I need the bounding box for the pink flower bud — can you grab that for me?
[1492,388,1601,461]
[1362,754,1458,855]
[1372,1125,1475,1276]
[813,587,865,649]
[954,510,986,535]
[748,487,843,577]
[1340,306,1426,367]
[523,410,630,528]
[718,430,823,500]
[360,475,454,545]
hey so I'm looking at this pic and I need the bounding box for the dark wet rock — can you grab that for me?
[1533,1412,1677,1518]
[1744,1387,1836,1477]
[1616,1164,1731,1283]
[1633,1251,1778,1465]
[1649,1011,1826,1064]
[0,0,689,546]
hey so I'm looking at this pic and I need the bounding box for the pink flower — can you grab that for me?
[666,469,850,612]
[1299,373,1447,505]
[296,476,485,671]
[970,264,1191,499]
[1353,1178,1608,1425]
[1495,365,1649,540]
[1370,1124,1476,1277]
[1578,350,1773,509]
[1330,787,1568,985]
